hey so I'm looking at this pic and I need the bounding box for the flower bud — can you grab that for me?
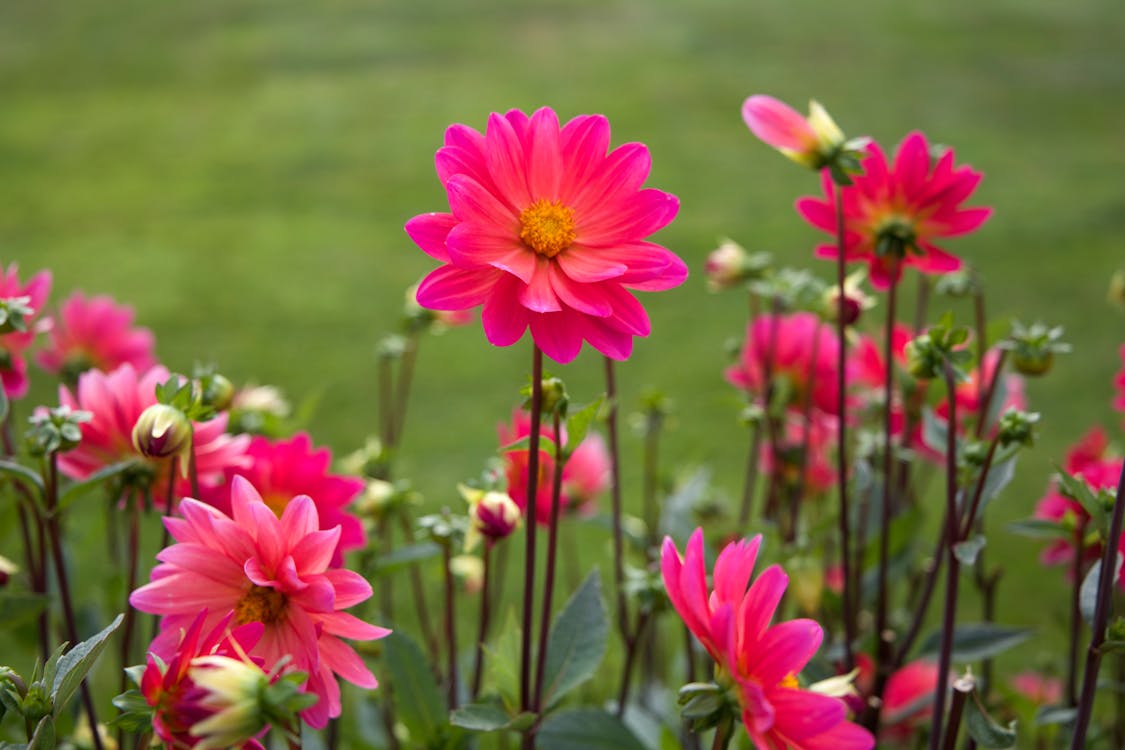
[741,96,845,170]
[132,403,192,464]
[1001,321,1070,377]
[997,409,1039,448]
[1109,270,1125,309]
[704,240,771,292]
[188,655,270,750]
[822,269,874,327]
[460,484,521,550]
[199,373,235,412]
[0,554,17,588]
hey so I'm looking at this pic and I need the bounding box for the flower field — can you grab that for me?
[1,1,1124,748]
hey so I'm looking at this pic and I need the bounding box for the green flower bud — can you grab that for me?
[132,403,193,465]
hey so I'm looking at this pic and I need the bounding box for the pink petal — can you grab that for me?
[569,142,652,215]
[526,107,563,199]
[529,310,583,364]
[318,634,379,688]
[555,245,627,283]
[446,175,520,232]
[445,223,536,282]
[481,274,529,347]
[547,264,612,316]
[578,188,678,245]
[484,112,532,210]
[741,95,816,152]
[518,257,562,312]
[404,213,456,262]
[416,265,501,310]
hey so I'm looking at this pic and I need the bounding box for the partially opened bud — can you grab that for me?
[460,484,521,550]
[742,96,845,170]
[132,403,192,465]
[188,655,270,750]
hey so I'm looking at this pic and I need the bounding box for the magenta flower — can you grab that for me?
[36,291,156,380]
[218,433,366,567]
[797,132,991,289]
[1010,671,1062,706]
[880,660,941,743]
[406,107,686,363]
[131,476,390,729]
[741,95,845,170]
[0,263,51,399]
[661,529,873,749]
[56,363,250,508]
[725,312,845,416]
[499,408,610,523]
[140,611,265,749]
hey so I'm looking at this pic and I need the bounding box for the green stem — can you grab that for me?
[471,541,492,699]
[519,347,544,715]
[532,412,566,713]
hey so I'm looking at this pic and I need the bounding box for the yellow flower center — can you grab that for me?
[262,492,289,518]
[779,673,799,689]
[519,199,576,258]
[234,584,287,625]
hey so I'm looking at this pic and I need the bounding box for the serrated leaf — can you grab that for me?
[966,695,1017,748]
[537,708,647,750]
[917,623,1033,662]
[1079,554,1123,627]
[540,571,608,708]
[563,398,603,457]
[381,631,446,744]
[52,613,123,715]
[954,535,986,566]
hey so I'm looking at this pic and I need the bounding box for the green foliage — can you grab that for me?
[966,693,1018,748]
[51,613,123,717]
[918,623,1034,662]
[536,709,646,750]
[539,570,609,710]
[380,631,448,746]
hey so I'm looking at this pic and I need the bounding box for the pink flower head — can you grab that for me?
[36,291,156,380]
[741,95,845,169]
[140,611,265,749]
[499,408,610,523]
[797,132,991,289]
[761,410,837,498]
[661,529,873,749]
[406,107,687,364]
[881,660,942,742]
[0,263,51,399]
[725,312,845,415]
[131,476,391,729]
[56,364,250,508]
[1010,671,1062,706]
[219,433,366,567]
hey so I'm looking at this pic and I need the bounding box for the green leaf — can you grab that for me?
[540,571,608,708]
[1006,518,1072,540]
[450,701,531,732]
[563,397,604,457]
[0,592,48,629]
[537,709,647,750]
[1034,705,1076,727]
[26,715,53,750]
[966,695,1017,748]
[109,689,154,733]
[953,535,986,566]
[370,542,441,576]
[1056,470,1104,525]
[483,611,522,709]
[381,631,446,744]
[1079,554,1123,627]
[498,433,557,454]
[52,613,124,715]
[58,460,141,511]
[0,459,44,497]
[977,455,1017,511]
[917,623,1033,662]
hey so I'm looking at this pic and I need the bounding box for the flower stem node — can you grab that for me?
[132,403,193,466]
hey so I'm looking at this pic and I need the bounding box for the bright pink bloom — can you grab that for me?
[499,409,610,523]
[760,411,837,498]
[406,107,687,364]
[725,312,845,415]
[881,660,941,742]
[742,96,822,155]
[140,611,265,749]
[56,363,250,508]
[217,433,366,567]
[797,132,991,289]
[0,263,51,399]
[661,529,873,749]
[1114,343,1125,413]
[933,349,1026,440]
[1010,671,1062,706]
[131,476,390,729]
[36,292,156,379]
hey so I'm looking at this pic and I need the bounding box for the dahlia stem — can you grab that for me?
[940,676,973,750]
[187,439,199,500]
[832,187,855,669]
[1067,521,1087,707]
[152,457,178,642]
[975,350,1008,439]
[788,324,822,542]
[929,362,962,750]
[642,401,662,550]
[615,611,651,716]
[532,412,566,713]
[519,346,544,715]
[378,352,394,448]
[118,488,142,690]
[471,541,493,700]
[391,333,420,450]
[398,511,440,661]
[760,304,784,522]
[710,715,736,750]
[1071,456,1125,747]
[43,452,104,750]
[737,420,763,528]
[3,410,49,662]
[866,275,899,731]
[442,537,458,711]
[604,357,628,642]
[912,274,930,336]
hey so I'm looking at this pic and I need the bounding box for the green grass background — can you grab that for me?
[1,0,1124,723]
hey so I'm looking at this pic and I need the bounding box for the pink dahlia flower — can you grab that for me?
[499,408,610,523]
[36,291,156,380]
[797,132,991,289]
[1010,671,1062,706]
[0,263,51,399]
[56,363,250,507]
[131,476,390,729]
[218,433,366,567]
[661,529,873,749]
[725,312,845,416]
[140,611,266,749]
[406,107,687,363]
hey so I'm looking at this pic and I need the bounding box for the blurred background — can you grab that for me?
[2,0,1123,677]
